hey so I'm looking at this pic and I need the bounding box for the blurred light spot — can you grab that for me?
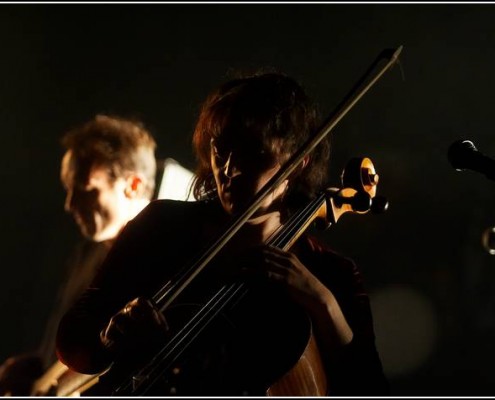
[370,284,438,377]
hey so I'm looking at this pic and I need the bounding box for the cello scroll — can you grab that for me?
[312,157,388,233]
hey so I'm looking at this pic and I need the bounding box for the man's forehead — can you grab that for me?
[61,150,111,185]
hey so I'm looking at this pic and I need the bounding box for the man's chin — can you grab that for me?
[80,230,98,242]
[91,225,123,243]
[76,224,100,242]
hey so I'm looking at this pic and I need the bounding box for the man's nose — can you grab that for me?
[64,190,74,213]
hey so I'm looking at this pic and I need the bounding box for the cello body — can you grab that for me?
[266,329,327,396]
[107,276,328,396]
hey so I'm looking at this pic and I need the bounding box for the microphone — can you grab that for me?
[482,226,495,255]
[447,139,495,182]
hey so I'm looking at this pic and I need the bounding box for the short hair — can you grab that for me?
[192,72,330,208]
[61,114,157,199]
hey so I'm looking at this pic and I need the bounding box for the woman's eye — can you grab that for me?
[212,146,228,163]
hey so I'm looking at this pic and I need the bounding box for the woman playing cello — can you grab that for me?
[56,72,389,396]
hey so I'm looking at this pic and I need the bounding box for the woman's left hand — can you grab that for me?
[255,245,332,310]
[238,244,353,348]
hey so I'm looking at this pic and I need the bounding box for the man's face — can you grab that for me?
[60,150,130,242]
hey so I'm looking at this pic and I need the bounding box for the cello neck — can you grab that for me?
[268,192,329,251]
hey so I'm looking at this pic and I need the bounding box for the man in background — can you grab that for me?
[0,114,157,395]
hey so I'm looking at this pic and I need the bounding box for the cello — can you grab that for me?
[110,157,388,396]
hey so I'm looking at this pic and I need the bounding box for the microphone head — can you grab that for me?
[447,139,478,171]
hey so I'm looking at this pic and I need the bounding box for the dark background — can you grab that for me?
[1,3,495,395]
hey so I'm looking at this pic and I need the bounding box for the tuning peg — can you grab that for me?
[335,190,372,212]
[370,195,389,214]
[350,191,372,212]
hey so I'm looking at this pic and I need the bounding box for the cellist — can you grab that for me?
[56,72,389,395]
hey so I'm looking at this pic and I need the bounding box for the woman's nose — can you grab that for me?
[223,152,242,179]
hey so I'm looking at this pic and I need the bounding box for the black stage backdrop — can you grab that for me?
[1,3,495,395]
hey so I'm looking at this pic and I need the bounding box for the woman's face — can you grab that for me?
[210,135,289,217]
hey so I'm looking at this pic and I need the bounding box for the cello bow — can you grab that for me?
[152,46,403,313]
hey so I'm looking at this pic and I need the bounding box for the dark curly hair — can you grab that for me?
[192,72,330,209]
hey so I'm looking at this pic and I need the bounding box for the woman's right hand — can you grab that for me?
[100,297,169,357]
[0,354,43,396]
